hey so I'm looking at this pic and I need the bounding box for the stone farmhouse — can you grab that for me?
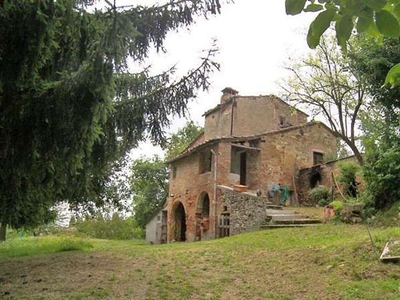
[146,88,338,244]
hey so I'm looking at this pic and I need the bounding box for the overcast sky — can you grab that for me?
[130,0,317,158]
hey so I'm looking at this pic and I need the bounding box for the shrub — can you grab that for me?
[330,200,343,213]
[74,213,144,240]
[337,162,360,197]
[309,185,331,206]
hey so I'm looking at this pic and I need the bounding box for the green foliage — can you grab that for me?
[363,143,400,209]
[349,36,400,210]
[74,213,144,240]
[337,162,360,197]
[330,200,343,213]
[0,235,93,258]
[369,202,400,227]
[165,121,203,160]
[130,156,168,228]
[309,185,331,206]
[0,0,222,239]
[285,0,400,86]
[350,36,400,114]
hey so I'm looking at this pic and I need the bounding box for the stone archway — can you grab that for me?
[196,192,210,241]
[172,201,186,242]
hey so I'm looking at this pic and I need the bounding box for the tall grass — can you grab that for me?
[0,235,93,258]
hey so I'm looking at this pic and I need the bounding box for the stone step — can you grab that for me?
[270,214,309,220]
[266,209,293,215]
[260,223,323,229]
[266,205,283,210]
[272,218,322,225]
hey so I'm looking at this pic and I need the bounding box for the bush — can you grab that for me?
[309,185,331,206]
[363,145,400,209]
[337,162,360,197]
[74,213,144,240]
[330,200,343,213]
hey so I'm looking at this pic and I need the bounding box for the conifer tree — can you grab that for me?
[0,0,222,241]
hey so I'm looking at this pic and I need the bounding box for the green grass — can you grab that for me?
[2,224,400,299]
[0,235,93,258]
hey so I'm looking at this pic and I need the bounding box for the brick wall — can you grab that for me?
[248,123,338,200]
[204,95,308,141]
[167,144,218,242]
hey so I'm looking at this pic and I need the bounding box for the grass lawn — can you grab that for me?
[1,223,400,299]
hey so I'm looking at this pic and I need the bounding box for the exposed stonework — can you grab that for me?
[219,186,270,235]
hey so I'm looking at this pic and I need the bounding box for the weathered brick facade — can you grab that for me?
[165,89,337,242]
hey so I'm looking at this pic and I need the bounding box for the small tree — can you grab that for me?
[281,37,367,165]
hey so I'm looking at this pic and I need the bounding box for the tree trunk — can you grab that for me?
[0,222,6,242]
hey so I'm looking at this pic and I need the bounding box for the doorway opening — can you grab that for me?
[196,192,211,241]
[172,201,186,242]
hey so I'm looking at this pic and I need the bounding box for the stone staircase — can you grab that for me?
[260,207,323,229]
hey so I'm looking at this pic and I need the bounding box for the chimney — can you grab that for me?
[221,87,238,104]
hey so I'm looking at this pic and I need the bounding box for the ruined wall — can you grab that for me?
[297,156,360,206]
[219,187,269,235]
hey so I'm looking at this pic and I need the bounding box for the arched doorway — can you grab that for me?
[196,192,210,241]
[172,201,186,242]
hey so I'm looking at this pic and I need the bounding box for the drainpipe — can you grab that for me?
[210,148,218,238]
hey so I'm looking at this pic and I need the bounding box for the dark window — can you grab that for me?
[280,116,286,126]
[313,152,324,165]
[249,139,260,148]
[199,150,212,173]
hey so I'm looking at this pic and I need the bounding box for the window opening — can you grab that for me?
[313,151,324,165]
[172,165,177,179]
[199,150,212,173]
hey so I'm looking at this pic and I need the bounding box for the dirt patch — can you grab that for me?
[0,252,152,299]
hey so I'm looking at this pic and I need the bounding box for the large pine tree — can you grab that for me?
[0,0,222,241]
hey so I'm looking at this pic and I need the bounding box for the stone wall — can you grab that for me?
[219,187,269,236]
